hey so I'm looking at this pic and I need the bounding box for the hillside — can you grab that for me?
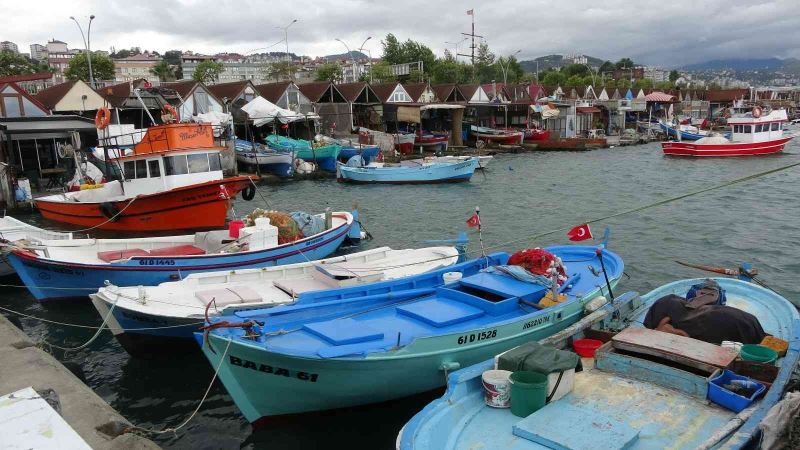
[681,58,786,71]
[324,51,369,62]
[518,54,606,73]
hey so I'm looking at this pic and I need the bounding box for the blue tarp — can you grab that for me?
[481,265,554,288]
[291,212,325,237]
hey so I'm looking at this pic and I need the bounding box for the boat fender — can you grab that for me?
[752,106,762,119]
[583,296,608,314]
[241,184,256,201]
[99,202,121,221]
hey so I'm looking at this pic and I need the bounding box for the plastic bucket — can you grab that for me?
[228,220,245,238]
[573,339,603,358]
[481,370,512,408]
[740,344,778,364]
[443,272,463,284]
[509,371,548,417]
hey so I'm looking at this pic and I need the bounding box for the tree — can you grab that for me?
[163,50,182,65]
[566,75,584,86]
[192,60,224,83]
[364,61,394,83]
[380,33,436,76]
[669,70,680,83]
[599,60,615,74]
[495,56,524,83]
[264,61,297,82]
[473,42,496,82]
[64,52,115,82]
[0,50,51,77]
[542,71,566,87]
[431,56,469,84]
[561,63,589,77]
[615,58,635,70]
[315,62,343,82]
[149,60,176,82]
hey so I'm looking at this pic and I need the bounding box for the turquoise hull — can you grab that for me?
[398,278,800,450]
[198,246,623,421]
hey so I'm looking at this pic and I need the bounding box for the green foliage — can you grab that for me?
[632,78,652,90]
[542,70,566,86]
[163,50,182,65]
[615,58,635,70]
[430,56,470,84]
[561,63,589,77]
[264,61,297,82]
[365,61,395,83]
[669,70,680,82]
[315,62,343,82]
[599,61,615,74]
[0,50,51,77]
[110,47,141,59]
[496,56,524,83]
[615,78,631,89]
[380,33,436,75]
[64,52,115,82]
[565,75,584,86]
[656,81,675,90]
[192,60,224,83]
[149,60,176,82]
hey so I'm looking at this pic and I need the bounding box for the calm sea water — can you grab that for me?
[2,139,800,449]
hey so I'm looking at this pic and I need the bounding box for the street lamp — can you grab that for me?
[497,49,521,85]
[334,38,355,83]
[277,19,298,63]
[70,14,95,88]
[445,37,468,62]
[357,36,372,83]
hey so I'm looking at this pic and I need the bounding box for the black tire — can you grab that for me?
[241,184,256,201]
[99,202,120,221]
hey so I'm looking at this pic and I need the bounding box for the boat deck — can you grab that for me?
[447,359,735,450]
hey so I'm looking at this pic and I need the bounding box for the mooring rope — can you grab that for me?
[0,304,203,331]
[68,195,140,234]
[37,298,119,353]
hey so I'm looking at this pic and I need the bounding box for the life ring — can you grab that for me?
[95,107,111,130]
[99,202,121,221]
[752,106,762,119]
[241,184,256,201]
[161,104,179,123]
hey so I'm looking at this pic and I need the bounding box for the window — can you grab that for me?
[135,159,147,178]
[164,155,188,175]
[148,160,161,177]
[744,125,752,133]
[187,153,210,173]
[123,161,135,179]
[771,122,779,131]
[209,153,221,171]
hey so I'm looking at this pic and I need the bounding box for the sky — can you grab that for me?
[3,0,799,67]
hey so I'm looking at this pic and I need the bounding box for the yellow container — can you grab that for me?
[539,291,567,308]
[760,336,788,357]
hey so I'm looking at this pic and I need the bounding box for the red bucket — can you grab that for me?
[228,220,245,238]
[573,339,603,358]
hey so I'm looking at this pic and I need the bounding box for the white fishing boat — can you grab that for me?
[0,216,73,276]
[403,155,493,169]
[89,245,460,355]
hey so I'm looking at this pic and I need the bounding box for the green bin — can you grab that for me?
[509,371,548,417]
[740,344,778,364]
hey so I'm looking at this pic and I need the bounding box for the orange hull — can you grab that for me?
[36,177,253,232]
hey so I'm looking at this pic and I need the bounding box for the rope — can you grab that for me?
[0,304,204,331]
[67,196,140,234]
[128,338,232,436]
[38,297,118,353]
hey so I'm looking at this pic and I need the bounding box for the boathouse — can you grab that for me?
[34,80,110,118]
[159,80,225,120]
[297,81,348,134]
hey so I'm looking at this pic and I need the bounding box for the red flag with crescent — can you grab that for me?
[567,224,592,241]
[466,213,481,228]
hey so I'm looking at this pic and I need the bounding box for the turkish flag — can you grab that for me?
[567,224,592,241]
[466,213,481,228]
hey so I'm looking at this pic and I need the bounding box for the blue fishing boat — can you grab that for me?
[337,144,381,164]
[234,139,293,177]
[398,275,800,450]
[337,158,479,184]
[659,121,731,141]
[196,244,623,422]
[265,135,341,172]
[7,212,360,301]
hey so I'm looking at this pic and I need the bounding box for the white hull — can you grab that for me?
[235,152,293,166]
[0,216,73,276]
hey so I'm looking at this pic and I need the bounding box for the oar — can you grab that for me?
[675,261,759,279]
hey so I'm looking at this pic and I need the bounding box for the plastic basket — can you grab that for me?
[707,369,766,413]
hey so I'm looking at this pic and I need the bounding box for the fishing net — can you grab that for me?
[244,209,303,244]
[507,248,567,285]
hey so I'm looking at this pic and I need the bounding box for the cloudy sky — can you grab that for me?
[4,0,799,67]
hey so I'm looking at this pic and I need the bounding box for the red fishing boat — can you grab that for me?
[521,128,551,142]
[662,108,793,157]
[415,132,449,151]
[471,125,523,146]
[36,115,255,232]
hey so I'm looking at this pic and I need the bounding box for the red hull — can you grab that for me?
[661,137,792,157]
[36,177,253,232]
[523,129,551,142]
[415,135,449,146]
[476,132,523,145]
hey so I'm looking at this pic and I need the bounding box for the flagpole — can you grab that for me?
[475,206,485,258]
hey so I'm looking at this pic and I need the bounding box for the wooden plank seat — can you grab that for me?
[148,244,206,256]
[611,328,738,374]
[96,248,150,263]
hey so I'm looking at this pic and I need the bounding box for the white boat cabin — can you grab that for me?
[727,109,787,143]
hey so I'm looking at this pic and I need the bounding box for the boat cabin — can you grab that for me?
[100,123,224,197]
[727,109,787,143]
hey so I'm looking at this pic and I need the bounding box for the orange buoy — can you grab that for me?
[95,107,111,129]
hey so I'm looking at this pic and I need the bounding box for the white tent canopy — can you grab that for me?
[241,96,319,127]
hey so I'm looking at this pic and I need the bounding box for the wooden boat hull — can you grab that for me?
[337,158,478,184]
[35,177,253,232]
[662,136,792,157]
[398,278,800,450]
[522,129,550,142]
[7,213,355,301]
[475,132,523,145]
[235,152,293,177]
[197,246,623,421]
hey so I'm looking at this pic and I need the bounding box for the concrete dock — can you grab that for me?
[0,314,160,449]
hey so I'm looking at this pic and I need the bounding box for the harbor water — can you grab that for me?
[2,140,800,449]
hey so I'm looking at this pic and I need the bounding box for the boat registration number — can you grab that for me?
[229,355,319,382]
[138,259,176,266]
[522,315,551,330]
[457,329,496,345]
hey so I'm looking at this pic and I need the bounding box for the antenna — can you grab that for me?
[458,10,483,65]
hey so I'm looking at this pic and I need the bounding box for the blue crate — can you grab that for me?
[707,369,766,413]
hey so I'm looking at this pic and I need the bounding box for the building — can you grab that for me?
[34,79,110,115]
[644,67,669,83]
[29,44,47,61]
[181,53,269,84]
[159,80,224,119]
[46,40,77,85]
[113,53,162,83]
[1,41,19,53]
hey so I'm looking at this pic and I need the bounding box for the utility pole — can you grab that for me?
[70,14,96,88]
[458,9,482,65]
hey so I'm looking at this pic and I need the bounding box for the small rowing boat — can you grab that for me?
[337,158,479,184]
[0,216,73,276]
[90,245,460,356]
[234,139,293,177]
[266,135,341,172]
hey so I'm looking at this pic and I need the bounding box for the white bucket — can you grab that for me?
[443,272,463,284]
[546,368,575,403]
[482,369,512,408]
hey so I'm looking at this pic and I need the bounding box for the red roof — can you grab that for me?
[402,83,428,102]
[369,82,402,103]
[298,81,333,102]
[206,80,256,103]
[254,81,293,104]
[336,82,380,103]
[644,92,676,102]
[34,80,78,110]
[0,82,49,115]
[160,80,199,98]
[706,89,749,102]
[0,72,53,83]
